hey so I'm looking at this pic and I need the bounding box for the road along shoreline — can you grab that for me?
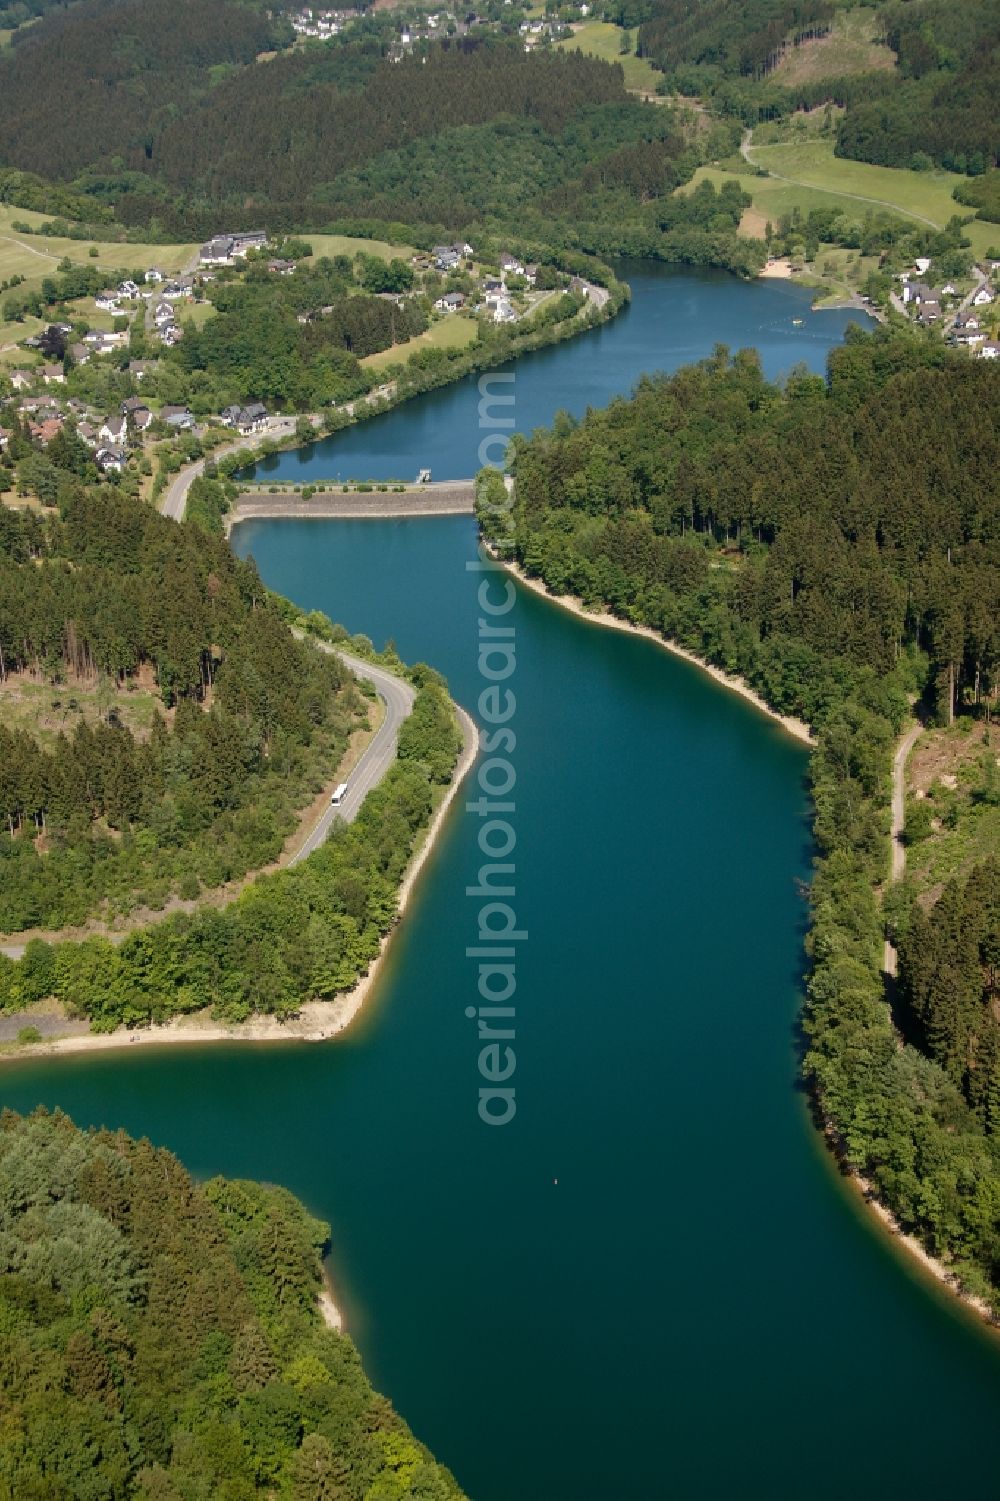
[0,704,478,1063]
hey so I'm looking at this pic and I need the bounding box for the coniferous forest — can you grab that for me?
[0,495,367,932]
[478,329,1000,1305]
[628,0,998,174]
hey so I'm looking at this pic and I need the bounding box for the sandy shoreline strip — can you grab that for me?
[759,257,794,280]
[492,547,1000,1330]
[1,705,479,1064]
[488,549,814,746]
[317,1270,344,1333]
[823,1119,999,1333]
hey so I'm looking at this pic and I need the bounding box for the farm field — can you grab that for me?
[361,313,478,370]
[0,204,196,283]
[684,138,996,261]
[304,233,418,263]
[746,138,996,257]
[557,20,661,94]
[769,7,894,86]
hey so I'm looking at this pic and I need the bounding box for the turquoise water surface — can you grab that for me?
[4,267,999,1500]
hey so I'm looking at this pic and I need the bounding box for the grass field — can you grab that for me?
[0,204,197,350]
[304,233,418,263]
[685,136,996,262]
[747,138,997,257]
[361,313,478,370]
[0,205,196,284]
[181,300,218,329]
[557,20,662,94]
[769,7,893,86]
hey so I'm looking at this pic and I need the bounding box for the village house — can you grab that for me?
[154,301,175,326]
[159,404,195,429]
[972,285,994,307]
[199,230,268,266]
[41,364,65,385]
[100,412,128,446]
[268,258,296,275]
[221,402,268,434]
[121,397,153,431]
[144,267,164,284]
[523,263,538,286]
[161,325,183,346]
[433,245,461,271]
[127,360,153,381]
[917,299,941,323]
[95,290,121,312]
[68,343,91,365]
[901,280,931,306]
[83,329,128,352]
[77,421,98,447]
[9,370,33,391]
[32,417,64,445]
[118,279,140,299]
[977,341,1000,359]
[499,253,524,276]
[493,298,517,324]
[434,291,465,312]
[200,237,235,266]
[95,446,126,472]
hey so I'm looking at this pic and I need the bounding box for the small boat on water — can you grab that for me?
[792,318,804,327]
[416,467,432,483]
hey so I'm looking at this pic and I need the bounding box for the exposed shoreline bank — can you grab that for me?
[0,705,479,1065]
[492,545,1000,1333]
[821,1114,999,1333]
[488,548,815,747]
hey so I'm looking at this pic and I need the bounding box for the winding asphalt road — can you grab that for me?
[160,416,305,521]
[290,648,415,865]
[0,653,413,962]
[159,442,418,861]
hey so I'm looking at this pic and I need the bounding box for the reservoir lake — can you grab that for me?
[5,264,1000,1499]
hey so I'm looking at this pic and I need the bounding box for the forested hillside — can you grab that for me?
[0,494,366,931]
[630,0,836,82]
[479,333,1000,1308]
[834,0,1000,172]
[899,858,1000,1131]
[0,9,752,261]
[0,1109,465,1499]
[628,0,998,175]
[497,336,999,725]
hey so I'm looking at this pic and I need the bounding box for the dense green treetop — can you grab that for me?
[0,1108,466,1499]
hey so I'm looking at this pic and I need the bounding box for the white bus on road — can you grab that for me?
[331,782,348,807]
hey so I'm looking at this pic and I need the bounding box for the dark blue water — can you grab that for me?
[243,261,870,484]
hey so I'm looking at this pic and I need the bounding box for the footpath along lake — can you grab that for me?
[5,264,1000,1500]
